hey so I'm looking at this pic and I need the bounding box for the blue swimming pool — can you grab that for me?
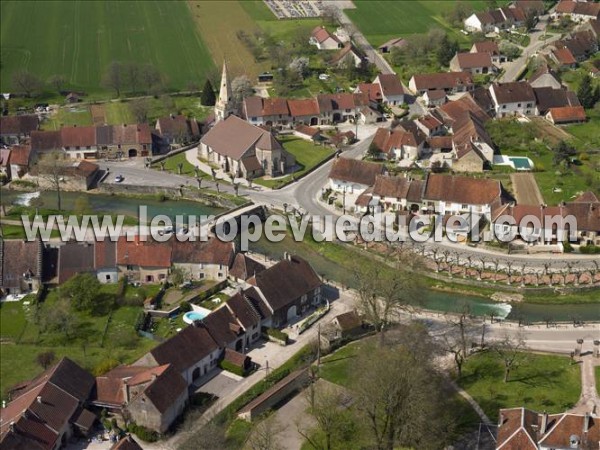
[183,310,209,324]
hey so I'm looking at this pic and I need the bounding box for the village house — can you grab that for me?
[451,112,495,172]
[371,125,426,163]
[154,115,201,146]
[449,52,496,75]
[94,239,118,284]
[528,64,562,89]
[420,173,503,220]
[328,157,385,194]
[331,43,364,68]
[6,144,31,179]
[489,81,537,117]
[293,124,323,142]
[433,94,491,129]
[372,73,405,105]
[423,89,447,108]
[471,41,507,64]
[93,364,188,434]
[288,98,321,126]
[171,237,234,281]
[52,241,95,284]
[309,26,342,50]
[546,105,587,124]
[464,5,529,33]
[202,302,258,352]
[198,115,295,178]
[371,174,413,211]
[243,96,291,127]
[134,323,221,385]
[551,47,578,68]
[554,0,600,22]
[555,30,599,62]
[496,408,600,450]
[409,72,474,96]
[0,358,96,450]
[534,86,581,115]
[415,114,444,137]
[229,253,266,282]
[0,239,43,296]
[116,237,172,284]
[111,435,144,450]
[0,114,39,145]
[247,253,322,328]
[330,310,363,339]
[565,192,600,245]
[491,204,568,245]
[355,82,384,106]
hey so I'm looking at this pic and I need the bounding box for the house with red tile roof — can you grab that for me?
[551,47,578,68]
[409,72,474,95]
[171,237,234,281]
[328,157,385,194]
[93,364,187,433]
[0,358,95,450]
[489,81,537,117]
[111,435,144,450]
[546,105,587,124]
[423,89,447,108]
[293,124,323,141]
[0,148,11,180]
[0,239,43,296]
[371,126,426,162]
[309,26,342,50]
[378,37,408,54]
[450,52,496,75]
[229,253,266,282]
[116,236,172,284]
[243,96,291,127]
[155,114,201,146]
[372,174,413,210]
[373,73,405,106]
[471,41,507,63]
[331,43,364,68]
[554,0,600,21]
[0,114,39,145]
[7,144,31,178]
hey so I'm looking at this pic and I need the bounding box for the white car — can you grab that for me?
[114,174,124,183]
[318,73,329,81]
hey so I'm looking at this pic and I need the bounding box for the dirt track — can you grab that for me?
[511,173,544,205]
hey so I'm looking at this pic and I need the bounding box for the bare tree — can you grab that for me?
[353,256,420,346]
[441,306,479,378]
[245,415,283,450]
[12,70,43,97]
[37,151,68,211]
[140,63,162,94]
[36,351,56,369]
[123,62,141,94]
[129,98,151,123]
[231,75,254,110]
[102,61,123,97]
[179,420,227,450]
[47,74,67,94]
[492,332,527,383]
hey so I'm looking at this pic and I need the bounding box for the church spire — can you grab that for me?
[215,60,234,122]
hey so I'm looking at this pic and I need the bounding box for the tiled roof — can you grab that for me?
[201,115,282,160]
[172,237,233,266]
[156,115,200,139]
[425,89,446,101]
[435,95,490,126]
[311,26,339,44]
[57,241,95,284]
[60,126,96,148]
[295,124,321,137]
[229,253,266,281]
[548,106,586,123]
[373,174,411,199]
[0,115,39,136]
[202,305,242,347]
[31,130,62,151]
[225,290,262,329]
[538,413,600,449]
[357,83,383,102]
[94,239,117,269]
[472,41,500,55]
[223,348,250,368]
[0,149,9,167]
[406,179,425,203]
[116,237,172,268]
[244,97,290,118]
[496,408,540,450]
[427,135,454,150]
[573,191,599,203]
[552,47,577,65]
[556,0,600,18]
[288,98,320,117]
[7,144,31,166]
[111,435,144,450]
[417,114,442,130]
[140,364,187,414]
[248,255,321,313]
[491,81,536,104]
[452,111,494,151]
[533,87,579,114]
[424,173,501,205]
[564,201,600,231]
[455,52,494,69]
[375,74,405,96]
[328,157,384,186]
[335,311,361,331]
[0,239,41,289]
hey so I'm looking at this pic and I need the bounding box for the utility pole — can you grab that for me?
[317,323,321,368]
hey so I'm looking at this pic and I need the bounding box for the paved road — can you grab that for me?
[499,15,560,82]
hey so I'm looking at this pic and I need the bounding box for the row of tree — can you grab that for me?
[101,61,166,97]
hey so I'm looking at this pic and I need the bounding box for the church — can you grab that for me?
[198,63,295,179]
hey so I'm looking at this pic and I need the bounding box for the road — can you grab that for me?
[499,15,560,82]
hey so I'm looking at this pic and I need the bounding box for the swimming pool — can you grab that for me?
[183,310,210,324]
[493,155,534,171]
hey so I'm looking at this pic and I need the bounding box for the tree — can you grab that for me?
[12,70,43,97]
[492,332,527,382]
[245,415,284,450]
[36,351,56,369]
[102,61,123,97]
[441,306,480,378]
[553,140,577,167]
[353,255,420,346]
[201,78,216,106]
[524,11,537,31]
[140,63,162,94]
[437,34,459,67]
[231,75,254,110]
[129,98,151,123]
[577,74,596,109]
[47,74,67,94]
[449,1,471,26]
[123,62,141,94]
[37,151,68,211]
[289,57,310,79]
[169,266,187,286]
[499,42,521,60]
[351,339,453,450]
[40,298,79,342]
[61,273,102,312]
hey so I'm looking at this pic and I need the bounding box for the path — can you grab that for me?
[570,354,600,414]
[448,379,493,425]
[511,173,544,205]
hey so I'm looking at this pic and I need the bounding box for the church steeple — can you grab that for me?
[215,61,234,122]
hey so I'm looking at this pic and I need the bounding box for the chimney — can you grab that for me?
[151,372,158,381]
[170,113,175,119]
[122,381,129,403]
[9,421,15,432]
[36,396,42,404]
[283,252,290,261]
[499,412,504,426]
[583,412,590,433]
[541,411,548,434]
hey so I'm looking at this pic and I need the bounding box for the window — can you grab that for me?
[126,265,133,271]
[105,274,111,281]
[76,146,80,150]
[462,204,468,209]
[158,274,166,280]
[502,105,506,109]
[218,272,224,278]
[251,117,257,121]
[517,103,521,107]
[199,273,205,279]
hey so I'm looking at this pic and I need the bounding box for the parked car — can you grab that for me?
[114,174,124,183]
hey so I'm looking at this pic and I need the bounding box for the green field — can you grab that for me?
[458,352,581,421]
[0,1,214,93]
[344,0,490,46]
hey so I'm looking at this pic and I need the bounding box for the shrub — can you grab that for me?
[179,301,192,313]
[127,423,160,442]
[92,358,120,376]
[563,241,574,253]
[219,359,247,377]
[580,244,600,254]
[264,327,289,344]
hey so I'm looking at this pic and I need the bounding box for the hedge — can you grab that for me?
[580,244,600,254]
[127,423,159,442]
[219,359,247,377]
[264,327,289,344]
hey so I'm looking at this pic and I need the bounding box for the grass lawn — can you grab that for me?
[0,223,61,239]
[40,106,94,131]
[0,1,214,94]
[565,106,600,152]
[0,283,161,399]
[152,152,206,178]
[458,352,581,421]
[344,0,490,47]
[254,137,334,188]
[319,340,364,387]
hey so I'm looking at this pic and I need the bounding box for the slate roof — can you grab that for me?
[423,173,501,205]
[328,157,384,186]
[248,255,321,313]
[0,115,39,136]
